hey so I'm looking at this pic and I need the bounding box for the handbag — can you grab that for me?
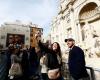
[9,63,22,76]
[48,68,60,79]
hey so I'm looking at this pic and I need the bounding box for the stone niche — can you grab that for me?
[79,2,100,58]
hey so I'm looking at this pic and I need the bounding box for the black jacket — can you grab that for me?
[21,50,29,79]
[68,46,89,79]
[39,41,61,70]
[28,47,39,76]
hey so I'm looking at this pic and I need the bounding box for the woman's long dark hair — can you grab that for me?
[51,42,62,58]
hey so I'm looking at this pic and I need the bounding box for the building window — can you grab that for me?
[30,39,33,42]
[13,28,16,31]
[65,10,70,23]
[30,34,33,37]
[3,27,5,30]
[18,29,20,31]
[1,35,5,39]
[30,28,33,32]
[26,37,29,41]
[26,30,29,32]
[67,28,72,38]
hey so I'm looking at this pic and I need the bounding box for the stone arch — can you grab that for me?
[79,2,97,22]
[76,0,100,20]
[79,2,98,41]
[78,2,98,41]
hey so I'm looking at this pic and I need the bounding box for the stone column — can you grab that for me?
[77,21,82,44]
[69,4,76,40]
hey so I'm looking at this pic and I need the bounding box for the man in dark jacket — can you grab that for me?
[21,50,30,80]
[28,47,39,80]
[65,38,90,80]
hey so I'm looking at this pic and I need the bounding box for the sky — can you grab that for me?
[0,0,59,36]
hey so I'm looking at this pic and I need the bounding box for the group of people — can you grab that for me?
[6,43,39,80]
[5,32,90,80]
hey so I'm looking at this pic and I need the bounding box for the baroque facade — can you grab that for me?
[51,0,100,57]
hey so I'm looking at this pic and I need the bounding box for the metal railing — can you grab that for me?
[62,62,100,80]
[86,67,95,80]
[61,62,71,80]
[0,50,7,80]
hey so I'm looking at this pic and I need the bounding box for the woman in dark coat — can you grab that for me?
[38,41,63,80]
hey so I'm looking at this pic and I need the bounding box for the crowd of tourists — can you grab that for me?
[3,33,90,80]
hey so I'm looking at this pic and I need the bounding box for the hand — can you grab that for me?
[35,31,41,41]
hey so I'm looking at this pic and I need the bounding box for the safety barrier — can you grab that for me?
[86,67,95,80]
[62,62,100,80]
[0,50,7,80]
